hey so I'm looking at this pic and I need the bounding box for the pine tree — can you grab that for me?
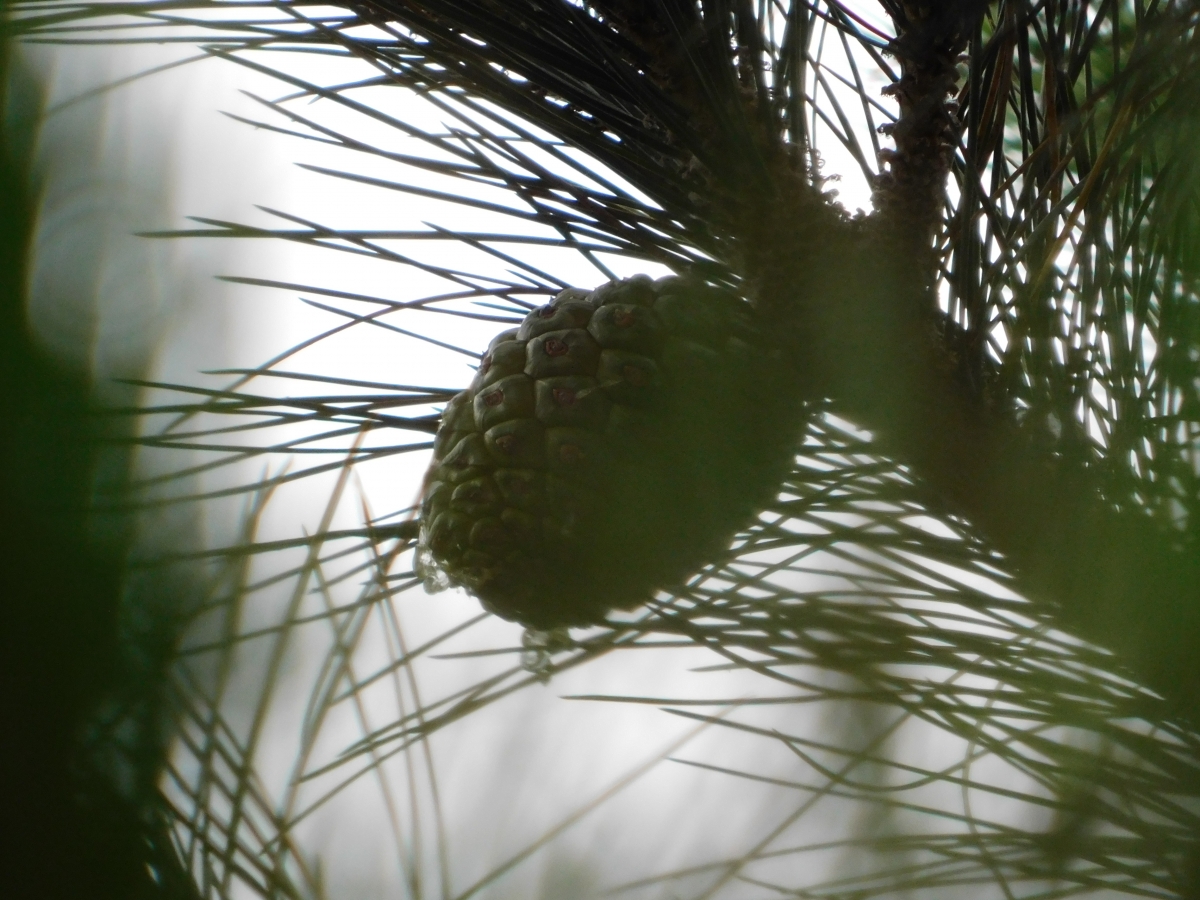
[7,1,1200,897]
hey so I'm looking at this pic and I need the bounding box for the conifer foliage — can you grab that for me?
[6,1,1200,898]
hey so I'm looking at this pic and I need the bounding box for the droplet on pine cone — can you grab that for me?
[415,274,805,629]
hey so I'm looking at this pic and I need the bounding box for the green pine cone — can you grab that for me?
[416,274,805,628]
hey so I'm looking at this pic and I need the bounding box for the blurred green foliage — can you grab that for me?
[0,29,183,900]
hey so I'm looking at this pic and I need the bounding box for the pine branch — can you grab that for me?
[15,0,1195,716]
[823,2,1200,721]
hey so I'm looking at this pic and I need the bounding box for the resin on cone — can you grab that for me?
[416,275,803,628]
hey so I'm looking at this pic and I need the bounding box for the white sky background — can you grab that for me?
[20,7,1069,899]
